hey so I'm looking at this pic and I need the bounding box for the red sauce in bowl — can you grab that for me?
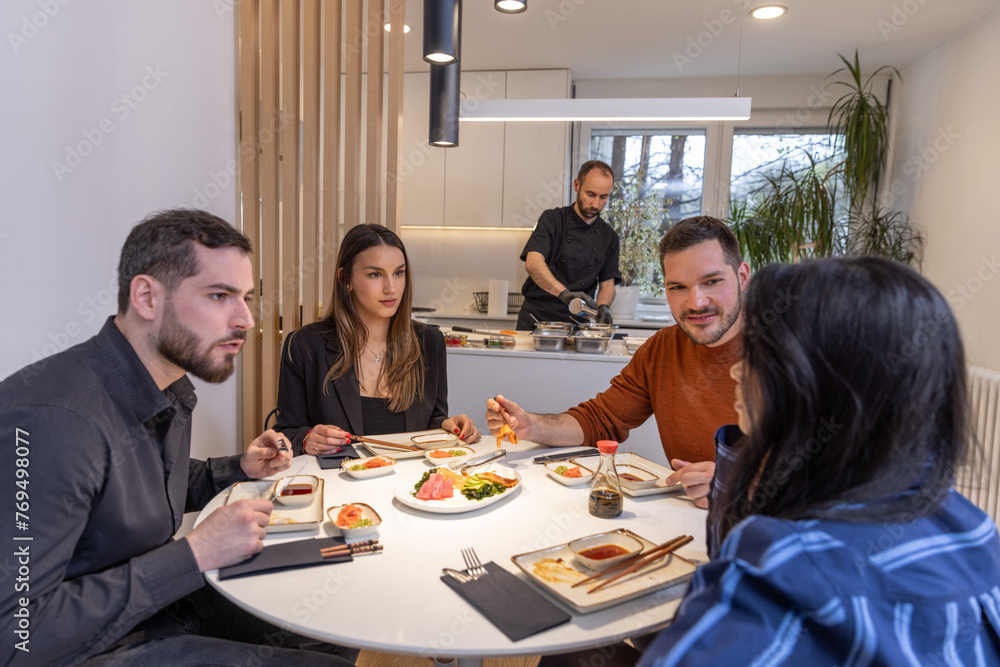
[280,484,313,496]
[579,544,631,560]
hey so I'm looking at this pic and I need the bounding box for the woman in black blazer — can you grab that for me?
[275,224,480,456]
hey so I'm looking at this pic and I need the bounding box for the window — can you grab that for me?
[730,130,843,208]
[589,129,707,230]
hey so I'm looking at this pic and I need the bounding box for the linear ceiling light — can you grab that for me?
[459,97,752,122]
[423,0,460,65]
[495,0,527,13]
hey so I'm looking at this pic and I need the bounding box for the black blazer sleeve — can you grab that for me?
[418,323,449,432]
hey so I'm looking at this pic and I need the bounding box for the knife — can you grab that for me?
[531,448,596,465]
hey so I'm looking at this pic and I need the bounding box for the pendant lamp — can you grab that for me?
[429,62,460,147]
[423,0,460,65]
[495,0,527,13]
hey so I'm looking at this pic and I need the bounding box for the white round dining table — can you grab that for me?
[197,441,709,665]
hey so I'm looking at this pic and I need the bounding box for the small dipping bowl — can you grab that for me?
[544,461,594,486]
[343,455,397,479]
[273,475,318,507]
[411,432,461,449]
[616,465,658,490]
[328,502,382,538]
[568,532,644,571]
[424,445,475,464]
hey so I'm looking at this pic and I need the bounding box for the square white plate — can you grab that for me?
[227,478,325,533]
[570,452,683,497]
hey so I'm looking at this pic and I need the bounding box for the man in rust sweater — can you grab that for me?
[487,216,747,508]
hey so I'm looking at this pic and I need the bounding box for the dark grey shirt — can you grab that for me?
[0,317,247,665]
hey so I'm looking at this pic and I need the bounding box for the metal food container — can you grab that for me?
[571,333,612,354]
[575,322,615,337]
[531,330,568,351]
[533,321,574,335]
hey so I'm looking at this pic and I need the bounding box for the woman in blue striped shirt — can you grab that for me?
[640,257,1000,666]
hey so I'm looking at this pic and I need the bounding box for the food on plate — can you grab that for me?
[269,514,298,525]
[499,330,517,336]
[349,457,391,471]
[620,472,644,482]
[414,471,455,500]
[532,558,585,584]
[553,465,584,478]
[335,504,372,529]
[413,467,519,501]
[428,449,468,459]
[496,423,518,449]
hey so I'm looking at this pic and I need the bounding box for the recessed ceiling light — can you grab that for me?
[750,5,786,19]
[383,23,410,33]
[495,0,528,13]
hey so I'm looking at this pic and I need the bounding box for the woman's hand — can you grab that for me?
[441,415,481,444]
[303,424,352,456]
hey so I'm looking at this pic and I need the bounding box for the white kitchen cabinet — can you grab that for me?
[400,69,569,228]
[502,69,572,228]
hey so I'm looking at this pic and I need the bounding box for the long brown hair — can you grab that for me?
[322,223,423,412]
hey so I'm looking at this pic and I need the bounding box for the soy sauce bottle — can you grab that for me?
[588,440,623,518]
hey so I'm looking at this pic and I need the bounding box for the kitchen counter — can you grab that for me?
[413,308,674,336]
[441,329,665,464]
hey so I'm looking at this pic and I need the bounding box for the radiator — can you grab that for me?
[955,365,1000,522]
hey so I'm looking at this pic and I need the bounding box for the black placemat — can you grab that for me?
[440,561,571,641]
[219,537,352,580]
[316,445,364,469]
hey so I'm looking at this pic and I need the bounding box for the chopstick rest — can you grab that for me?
[439,561,570,641]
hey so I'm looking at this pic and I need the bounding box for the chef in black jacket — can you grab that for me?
[516,160,622,329]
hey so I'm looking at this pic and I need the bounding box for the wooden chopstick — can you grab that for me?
[321,544,383,559]
[352,436,421,452]
[571,534,689,588]
[320,539,381,558]
[586,535,693,594]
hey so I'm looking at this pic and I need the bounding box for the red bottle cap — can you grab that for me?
[597,440,619,454]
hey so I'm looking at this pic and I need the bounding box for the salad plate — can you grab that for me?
[393,463,522,514]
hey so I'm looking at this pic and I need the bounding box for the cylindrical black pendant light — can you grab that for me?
[429,61,460,147]
[495,0,527,13]
[423,0,460,65]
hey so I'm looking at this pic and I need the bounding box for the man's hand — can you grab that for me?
[666,459,716,509]
[241,429,293,478]
[186,499,272,572]
[441,414,482,444]
[558,290,597,309]
[485,395,531,441]
[596,304,613,325]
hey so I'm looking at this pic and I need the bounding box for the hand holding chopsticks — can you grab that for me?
[320,538,383,559]
[572,535,694,594]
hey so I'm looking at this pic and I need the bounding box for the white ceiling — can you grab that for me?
[399,0,1000,81]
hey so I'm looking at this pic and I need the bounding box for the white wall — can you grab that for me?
[889,7,1000,371]
[0,1,240,458]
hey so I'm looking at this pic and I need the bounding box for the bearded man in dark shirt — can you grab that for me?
[0,209,354,665]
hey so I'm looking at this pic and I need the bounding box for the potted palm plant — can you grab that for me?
[604,171,665,318]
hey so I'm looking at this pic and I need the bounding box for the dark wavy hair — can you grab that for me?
[321,223,422,412]
[117,208,251,313]
[712,257,969,541]
[658,215,742,273]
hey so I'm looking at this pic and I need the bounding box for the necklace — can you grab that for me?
[366,345,386,364]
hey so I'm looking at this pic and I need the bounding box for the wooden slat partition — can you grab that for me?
[238,0,261,445]
[321,0,342,316]
[301,0,321,324]
[235,1,406,445]
[385,0,406,232]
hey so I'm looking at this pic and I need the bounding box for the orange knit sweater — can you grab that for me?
[567,325,742,464]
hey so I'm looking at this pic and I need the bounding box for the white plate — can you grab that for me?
[393,464,522,514]
[571,452,683,497]
[358,429,456,459]
[544,461,594,486]
[226,479,325,533]
[423,445,475,464]
[511,529,696,614]
[342,455,397,479]
[411,431,461,449]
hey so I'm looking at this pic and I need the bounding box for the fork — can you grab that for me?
[461,548,487,579]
